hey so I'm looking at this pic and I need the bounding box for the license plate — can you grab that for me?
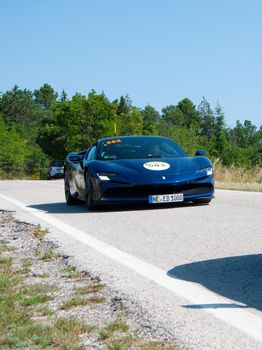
[148,193,184,204]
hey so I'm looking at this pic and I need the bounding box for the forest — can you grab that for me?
[0,84,261,179]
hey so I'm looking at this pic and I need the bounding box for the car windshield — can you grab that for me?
[97,137,187,160]
[52,160,64,167]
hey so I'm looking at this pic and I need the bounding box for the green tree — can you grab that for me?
[214,103,226,136]
[198,97,216,140]
[229,120,257,148]
[0,115,27,178]
[209,103,229,159]
[118,107,143,135]
[117,95,132,115]
[229,120,261,166]
[24,144,49,178]
[177,98,200,128]
[37,97,78,158]
[251,126,262,165]
[84,90,117,141]
[34,83,58,109]
[0,85,42,141]
[38,90,118,157]
[0,85,37,126]
[161,105,185,127]
[60,89,68,102]
[222,146,251,167]
[142,105,160,135]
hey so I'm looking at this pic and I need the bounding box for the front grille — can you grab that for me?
[103,183,213,199]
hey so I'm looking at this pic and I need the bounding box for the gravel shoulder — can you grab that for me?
[0,210,178,350]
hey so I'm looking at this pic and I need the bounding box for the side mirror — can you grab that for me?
[195,150,206,157]
[68,154,81,163]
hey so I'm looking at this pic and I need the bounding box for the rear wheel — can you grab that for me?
[192,198,212,205]
[64,172,78,205]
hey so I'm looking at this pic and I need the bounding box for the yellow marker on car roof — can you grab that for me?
[107,139,122,144]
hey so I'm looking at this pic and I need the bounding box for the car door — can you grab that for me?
[73,150,88,199]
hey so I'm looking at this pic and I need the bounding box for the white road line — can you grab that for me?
[0,192,262,343]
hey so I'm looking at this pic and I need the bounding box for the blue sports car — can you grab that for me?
[64,136,214,210]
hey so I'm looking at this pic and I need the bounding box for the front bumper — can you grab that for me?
[93,177,214,204]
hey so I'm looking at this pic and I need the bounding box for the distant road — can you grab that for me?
[0,180,261,349]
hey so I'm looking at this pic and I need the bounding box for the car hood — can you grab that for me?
[92,156,212,184]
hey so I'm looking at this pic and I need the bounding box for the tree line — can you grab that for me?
[0,84,261,178]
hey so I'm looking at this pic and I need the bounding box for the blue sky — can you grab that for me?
[1,0,262,127]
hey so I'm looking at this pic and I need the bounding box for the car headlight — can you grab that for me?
[196,167,213,177]
[97,172,122,181]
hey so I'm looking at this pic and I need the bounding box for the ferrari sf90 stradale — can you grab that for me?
[64,136,214,210]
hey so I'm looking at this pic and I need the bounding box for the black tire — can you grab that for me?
[64,173,78,205]
[192,198,212,205]
[85,176,98,211]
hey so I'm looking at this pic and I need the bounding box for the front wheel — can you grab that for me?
[64,173,78,205]
[192,198,212,205]
[85,176,98,211]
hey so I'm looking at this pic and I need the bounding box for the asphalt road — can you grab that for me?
[0,180,261,349]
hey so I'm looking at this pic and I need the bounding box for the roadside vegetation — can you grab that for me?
[0,211,178,349]
[214,161,262,191]
[0,84,261,186]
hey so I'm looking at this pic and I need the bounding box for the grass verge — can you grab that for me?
[214,162,262,192]
[60,265,86,279]
[61,296,106,310]
[0,243,94,349]
[32,224,49,239]
[74,283,105,295]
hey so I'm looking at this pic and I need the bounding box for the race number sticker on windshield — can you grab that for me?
[143,161,170,171]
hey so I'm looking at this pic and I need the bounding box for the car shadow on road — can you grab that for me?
[167,254,262,311]
[28,201,201,214]
[28,202,89,214]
